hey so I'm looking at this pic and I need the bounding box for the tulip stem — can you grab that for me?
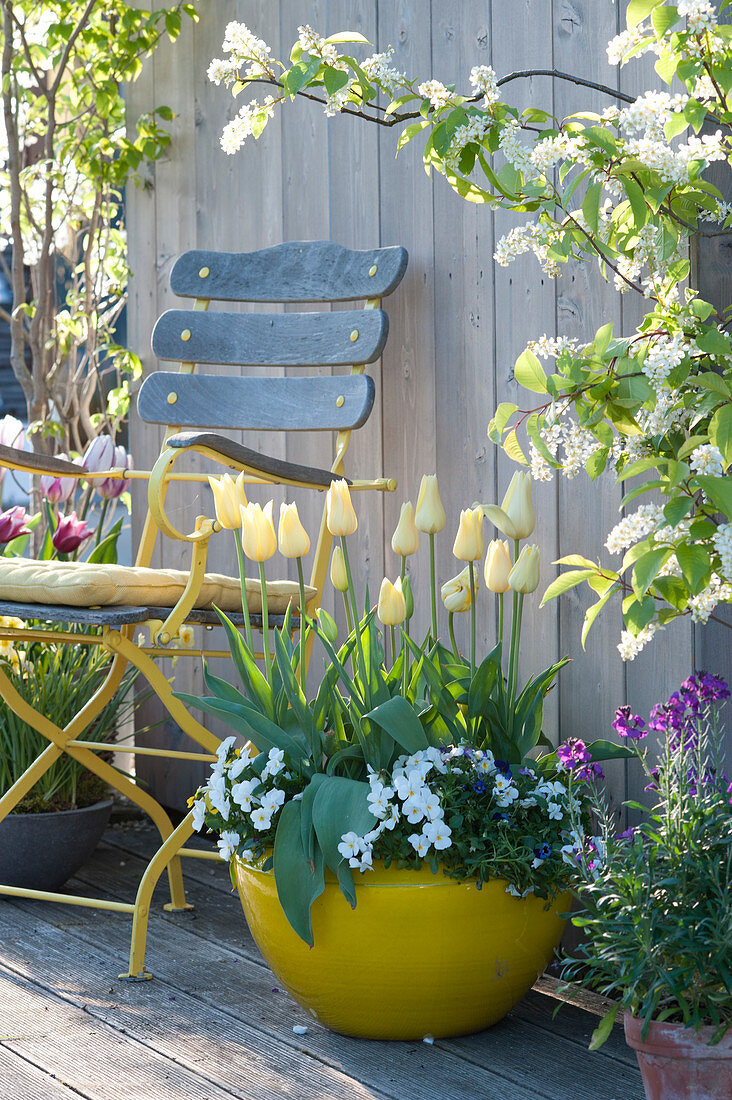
[448,612,459,662]
[468,560,476,679]
[498,592,504,647]
[399,557,406,655]
[342,590,354,635]
[340,535,368,697]
[296,556,307,688]
[401,629,409,697]
[507,538,520,694]
[233,533,254,652]
[428,533,438,641]
[509,592,525,705]
[258,561,272,683]
[94,499,110,549]
[390,624,396,666]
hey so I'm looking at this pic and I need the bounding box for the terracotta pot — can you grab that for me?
[624,1013,732,1100]
[235,858,570,1040]
[0,799,113,891]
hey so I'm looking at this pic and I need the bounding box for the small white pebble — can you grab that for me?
[423,1034,434,1045]
[293,1025,308,1035]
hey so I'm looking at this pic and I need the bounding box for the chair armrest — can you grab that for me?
[167,431,349,489]
[0,444,81,479]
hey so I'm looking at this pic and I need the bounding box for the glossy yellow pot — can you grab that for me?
[234,859,570,1040]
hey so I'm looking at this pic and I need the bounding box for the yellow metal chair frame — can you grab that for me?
[0,241,406,979]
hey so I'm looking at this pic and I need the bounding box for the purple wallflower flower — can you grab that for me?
[612,705,647,740]
[697,671,730,703]
[617,826,637,842]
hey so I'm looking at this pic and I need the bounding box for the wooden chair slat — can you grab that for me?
[166,432,344,488]
[0,444,80,477]
[151,308,388,368]
[0,600,280,628]
[170,242,408,303]
[138,373,375,432]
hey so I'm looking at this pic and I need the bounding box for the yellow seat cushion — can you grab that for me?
[0,559,315,615]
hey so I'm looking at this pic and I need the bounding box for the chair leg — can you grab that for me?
[120,811,197,981]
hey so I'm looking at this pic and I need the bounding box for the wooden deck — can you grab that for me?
[0,822,644,1099]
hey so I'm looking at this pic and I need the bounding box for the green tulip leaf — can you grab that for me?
[273,800,325,946]
[365,696,429,755]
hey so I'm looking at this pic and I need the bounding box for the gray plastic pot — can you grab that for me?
[0,799,113,892]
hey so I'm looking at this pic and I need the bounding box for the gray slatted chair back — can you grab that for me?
[138,242,408,435]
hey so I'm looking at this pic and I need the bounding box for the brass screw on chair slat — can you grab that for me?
[181,329,191,341]
[350,330,359,342]
[167,392,178,404]
[336,395,345,407]
[368,264,377,276]
[198,267,210,278]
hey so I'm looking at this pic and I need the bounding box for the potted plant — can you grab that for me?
[180,474,622,1039]
[559,673,732,1100]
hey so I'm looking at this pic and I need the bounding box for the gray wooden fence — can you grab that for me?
[126,0,729,812]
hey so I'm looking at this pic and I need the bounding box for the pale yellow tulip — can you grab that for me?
[240,500,277,562]
[330,546,349,592]
[377,577,407,626]
[208,472,247,529]
[483,472,535,541]
[326,479,358,536]
[391,501,420,557]
[452,507,484,562]
[508,544,540,594]
[484,539,512,593]
[441,565,478,613]
[278,502,310,558]
[415,474,446,534]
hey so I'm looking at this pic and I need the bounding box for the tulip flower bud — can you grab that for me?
[508,544,540,594]
[441,565,478,613]
[240,500,277,562]
[502,472,535,540]
[401,574,414,619]
[316,607,339,646]
[0,416,25,485]
[330,546,349,592]
[209,473,247,530]
[278,501,310,558]
[0,506,31,545]
[377,577,407,626]
[326,479,358,537]
[484,539,512,593]
[52,511,94,554]
[81,434,115,474]
[414,474,446,535]
[452,507,484,562]
[41,455,78,504]
[391,501,420,557]
[98,446,133,500]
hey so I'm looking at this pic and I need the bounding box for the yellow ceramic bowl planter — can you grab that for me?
[235,859,570,1040]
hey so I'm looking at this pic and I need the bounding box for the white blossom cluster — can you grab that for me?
[678,0,718,34]
[641,332,691,387]
[617,623,657,661]
[209,21,274,80]
[623,130,727,187]
[688,573,732,623]
[417,79,453,111]
[494,219,563,276]
[444,114,490,169]
[605,504,664,555]
[361,47,407,97]
[530,133,584,175]
[469,65,500,106]
[690,443,725,478]
[701,198,732,225]
[606,26,660,67]
[617,91,688,140]
[497,119,535,175]
[219,96,276,154]
[297,24,340,64]
[529,408,599,483]
[525,335,581,360]
[713,523,732,581]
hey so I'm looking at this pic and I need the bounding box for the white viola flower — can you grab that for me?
[476,753,496,776]
[520,796,538,808]
[547,801,564,821]
[409,832,431,857]
[349,849,374,873]
[367,787,393,819]
[250,807,273,831]
[394,769,427,802]
[191,798,207,832]
[261,746,286,779]
[423,792,444,822]
[259,787,286,816]
[546,780,567,798]
[381,807,400,831]
[208,775,231,821]
[239,848,255,864]
[424,820,452,850]
[363,826,384,845]
[403,795,428,824]
[560,842,580,867]
[337,831,362,860]
[217,830,240,861]
[505,883,535,898]
[216,736,237,764]
[228,754,249,780]
[496,786,520,809]
[493,773,512,793]
[231,777,260,811]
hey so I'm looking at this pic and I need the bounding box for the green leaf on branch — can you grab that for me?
[581,179,603,234]
[503,428,528,466]
[690,371,732,398]
[696,327,731,358]
[323,67,349,96]
[622,177,648,227]
[663,496,693,527]
[284,58,322,97]
[540,569,596,606]
[582,588,617,645]
[675,544,711,594]
[627,0,664,27]
[324,31,371,44]
[514,349,548,393]
[397,120,429,152]
[651,4,680,37]
[709,404,732,466]
[632,547,672,597]
[695,475,732,519]
[488,401,518,442]
[624,595,656,634]
[586,446,609,481]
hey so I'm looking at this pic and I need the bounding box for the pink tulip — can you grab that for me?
[98,445,132,500]
[0,506,31,544]
[81,434,114,473]
[52,511,94,554]
[41,454,79,504]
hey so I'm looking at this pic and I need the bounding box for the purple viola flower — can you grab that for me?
[612,705,647,741]
[534,843,552,861]
[472,778,486,794]
[727,781,732,806]
[495,760,513,778]
[617,826,637,842]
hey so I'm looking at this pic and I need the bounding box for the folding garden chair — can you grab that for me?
[0,240,407,979]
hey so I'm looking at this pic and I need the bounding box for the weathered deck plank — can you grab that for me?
[0,1049,84,1100]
